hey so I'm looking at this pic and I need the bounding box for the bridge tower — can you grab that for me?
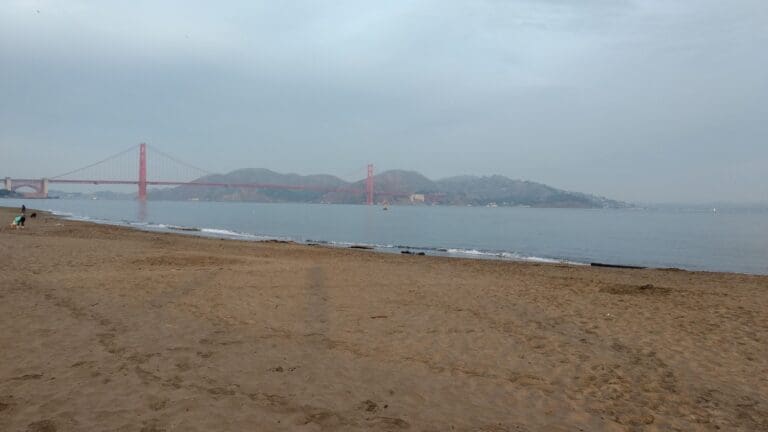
[3,177,11,191]
[366,164,374,205]
[138,143,147,200]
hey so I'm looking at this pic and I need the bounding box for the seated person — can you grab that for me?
[10,215,25,229]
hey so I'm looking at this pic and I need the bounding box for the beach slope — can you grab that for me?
[1,207,766,431]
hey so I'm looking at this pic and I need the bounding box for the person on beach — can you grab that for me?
[10,214,26,229]
[21,204,25,214]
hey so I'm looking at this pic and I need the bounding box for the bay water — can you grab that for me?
[3,198,767,275]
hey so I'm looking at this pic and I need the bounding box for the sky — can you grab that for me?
[1,0,767,203]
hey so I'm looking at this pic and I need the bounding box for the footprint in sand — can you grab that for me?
[26,419,57,432]
[13,373,43,381]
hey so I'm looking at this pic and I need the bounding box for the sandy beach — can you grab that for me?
[0,206,766,431]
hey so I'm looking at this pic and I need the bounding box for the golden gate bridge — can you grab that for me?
[2,143,406,204]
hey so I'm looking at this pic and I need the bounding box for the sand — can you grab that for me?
[0,206,767,431]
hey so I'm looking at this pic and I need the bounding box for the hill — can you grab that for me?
[149,169,349,203]
[147,168,626,208]
[436,175,624,208]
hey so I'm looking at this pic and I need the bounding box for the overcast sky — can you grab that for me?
[1,0,766,203]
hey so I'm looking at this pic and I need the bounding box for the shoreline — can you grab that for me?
[6,204,593,268]
[1,206,767,430]
[5,204,758,276]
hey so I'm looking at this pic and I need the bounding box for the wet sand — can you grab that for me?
[1,206,767,431]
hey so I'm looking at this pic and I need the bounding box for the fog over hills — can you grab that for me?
[148,168,627,208]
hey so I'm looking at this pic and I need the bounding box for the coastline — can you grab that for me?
[28,204,590,268]
[3,201,766,275]
[1,206,767,430]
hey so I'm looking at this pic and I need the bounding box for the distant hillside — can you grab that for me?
[146,168,626,208]
[436,175,625,208]
[323,170,441,204]
[150,168,349,203]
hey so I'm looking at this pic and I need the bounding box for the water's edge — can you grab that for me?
[38,206,588,267]
[5,201,766,275]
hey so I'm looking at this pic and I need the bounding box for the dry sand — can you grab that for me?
[1,206,767,431]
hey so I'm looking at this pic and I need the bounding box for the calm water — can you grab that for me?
[3,198,768,275]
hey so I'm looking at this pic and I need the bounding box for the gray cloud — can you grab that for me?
[1,0,766,202]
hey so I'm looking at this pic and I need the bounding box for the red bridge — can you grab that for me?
[3,143,430,204]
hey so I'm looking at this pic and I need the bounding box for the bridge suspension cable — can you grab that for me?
[147,145,213,179]
[50,144,139,179]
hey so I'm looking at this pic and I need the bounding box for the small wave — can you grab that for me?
[49,209,74,217]
[441,248,584,265]
[127,222,171,230]
[323,240,369,247]
[198,227,289,242]
[200,228,254,237]
[446,248,488,256]
[499,252,560,263]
